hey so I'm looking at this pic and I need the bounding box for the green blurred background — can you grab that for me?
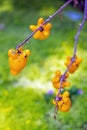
[0,0,87,130]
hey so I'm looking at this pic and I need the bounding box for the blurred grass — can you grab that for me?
[0,0,87,130]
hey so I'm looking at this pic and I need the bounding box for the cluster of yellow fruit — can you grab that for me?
[7,16,83,114]
[52,55,82,112]
[8,47,31,75]
[52,91,71,112]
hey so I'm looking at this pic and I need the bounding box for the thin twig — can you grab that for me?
[57,58,75,97]
[84,0,87,20]
[73,19,85,56]
[55,3,86,117]
[54,19,85,118]
[57,18,85,97]
[57,0,87,96]
[16,0,73,50]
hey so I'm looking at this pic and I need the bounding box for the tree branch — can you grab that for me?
[54,0,87,118]
[16,0,73,50]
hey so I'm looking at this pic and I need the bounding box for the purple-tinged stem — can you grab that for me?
[57,18,85,98]
[58,0,87,97]
[53,0,87,119]
[54,18,85,118]
[55,2,86,118]
[16,0,73,50]
[73,18,85,56]
[74,0,87,56]
[84,0,87,20]
[57,57,75,97]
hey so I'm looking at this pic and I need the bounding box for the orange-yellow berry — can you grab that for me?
[29,17,52,40]
[8,47,31,75]
[52,70,70,89]
[65,56,82,73]
[52,91,71,112]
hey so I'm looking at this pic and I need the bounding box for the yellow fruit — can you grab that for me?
[52,91,71,112]
[8,47,31,75]
[29,17,52,40]
[65,55,82,74]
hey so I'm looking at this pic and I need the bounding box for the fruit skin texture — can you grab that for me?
[8,48,31,75]
[52,91,71,112]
